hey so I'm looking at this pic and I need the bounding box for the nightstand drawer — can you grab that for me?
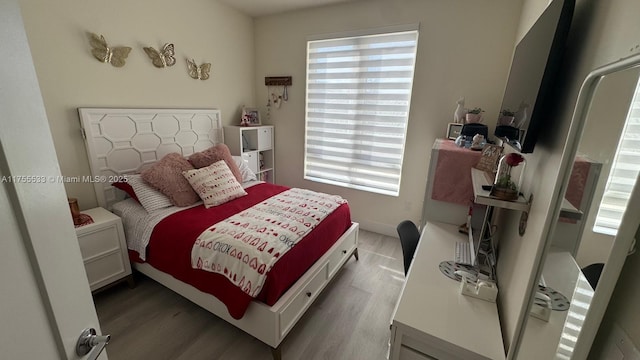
[77,224,121,260]
[75,207,132,291]
[84,252,127,290]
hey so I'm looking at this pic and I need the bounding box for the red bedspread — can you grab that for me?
[130,183,351,319]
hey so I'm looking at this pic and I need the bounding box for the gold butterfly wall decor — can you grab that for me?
[143,43,176,68]
[88,32,132,67]
[186,59,211,80]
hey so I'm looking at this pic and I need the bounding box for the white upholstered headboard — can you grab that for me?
[78,108,223,209]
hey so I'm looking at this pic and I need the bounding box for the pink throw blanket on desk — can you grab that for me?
[431,140,482,206]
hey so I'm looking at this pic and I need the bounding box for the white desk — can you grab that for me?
[517,250,594,359]
[389,222,505,360]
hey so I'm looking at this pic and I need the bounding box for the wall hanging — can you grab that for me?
[88,32,132,67]
[186,59,211,80]
[143,43,176,68]
[265,76,292,109]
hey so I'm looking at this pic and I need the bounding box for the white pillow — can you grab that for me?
[183,160,248,208]
[232,155,258,182]
[126,174,173,212]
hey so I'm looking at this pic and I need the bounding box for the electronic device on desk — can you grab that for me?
[454,213,482,266]
[454,241,474,266]
[460,277,498,303]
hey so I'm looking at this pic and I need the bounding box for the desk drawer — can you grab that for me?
[400,346,437,360]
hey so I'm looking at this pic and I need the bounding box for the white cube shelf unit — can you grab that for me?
[224,125,275,183]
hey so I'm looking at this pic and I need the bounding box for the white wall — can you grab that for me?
[19,0,256,210]
[254,0,524,236]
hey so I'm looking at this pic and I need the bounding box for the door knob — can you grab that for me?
[76,328,110,360]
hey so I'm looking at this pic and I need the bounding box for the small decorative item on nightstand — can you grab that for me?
[75,207,133,292]
[68,198,81,225]
[492,153,526,200]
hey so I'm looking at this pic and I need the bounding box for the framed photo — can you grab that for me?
[446,123,463,140]
[241,107,261,126]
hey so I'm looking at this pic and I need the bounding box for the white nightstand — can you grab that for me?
[75,207,133,292]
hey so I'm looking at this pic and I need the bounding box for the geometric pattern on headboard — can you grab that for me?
[78,108,223,209]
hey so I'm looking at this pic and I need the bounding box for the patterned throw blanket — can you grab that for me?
[191,188,347,297]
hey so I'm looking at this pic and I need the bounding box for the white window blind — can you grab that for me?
[304,29,419,196]
[593,76,640,235]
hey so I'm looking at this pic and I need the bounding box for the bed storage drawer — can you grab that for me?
[279,264,327,336]
[327,230,357,278]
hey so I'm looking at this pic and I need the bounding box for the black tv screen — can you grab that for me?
[496,0,574,153]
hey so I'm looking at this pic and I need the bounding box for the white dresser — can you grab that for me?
[75,207,133,292]
[389,221,505,360]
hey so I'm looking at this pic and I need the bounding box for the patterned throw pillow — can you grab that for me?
[182,160,247,208]
[126,174,173,212]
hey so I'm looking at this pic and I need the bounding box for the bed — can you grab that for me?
[78,108,359,359]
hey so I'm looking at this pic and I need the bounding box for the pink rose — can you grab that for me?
[505,153,524,167]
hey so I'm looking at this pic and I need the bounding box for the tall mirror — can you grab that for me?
[513,55,640,359]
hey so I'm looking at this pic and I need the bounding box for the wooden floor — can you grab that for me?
[94,229,405,360]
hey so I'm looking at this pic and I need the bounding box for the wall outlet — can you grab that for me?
[602,323,640,360]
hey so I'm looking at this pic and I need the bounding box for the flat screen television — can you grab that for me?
[495,0,575,153]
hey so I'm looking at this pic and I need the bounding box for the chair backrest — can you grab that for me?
[581,263,604,289]
[397,220,420,275]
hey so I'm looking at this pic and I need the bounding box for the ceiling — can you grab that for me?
[216,0,362,17]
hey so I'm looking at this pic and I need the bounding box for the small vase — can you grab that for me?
[499,115,515,126]
[492,153,526,201]
[466,113,482,123]
[68,198,81,225]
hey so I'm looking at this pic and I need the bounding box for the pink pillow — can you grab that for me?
[188,144,243,183]
[141,153,200,207]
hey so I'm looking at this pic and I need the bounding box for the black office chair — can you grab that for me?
[397,220,420,275]
[581,263,605,289]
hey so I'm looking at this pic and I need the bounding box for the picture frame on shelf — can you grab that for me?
[241,107,261,126]
[446,123,463,140]
[474,144,503,174]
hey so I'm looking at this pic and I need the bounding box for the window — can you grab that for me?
[593,76,640,235]
[304,27,419,196]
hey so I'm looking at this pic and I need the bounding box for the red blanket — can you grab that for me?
[130,183,352,319]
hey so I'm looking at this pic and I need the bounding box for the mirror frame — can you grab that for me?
[510,52,640,359]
